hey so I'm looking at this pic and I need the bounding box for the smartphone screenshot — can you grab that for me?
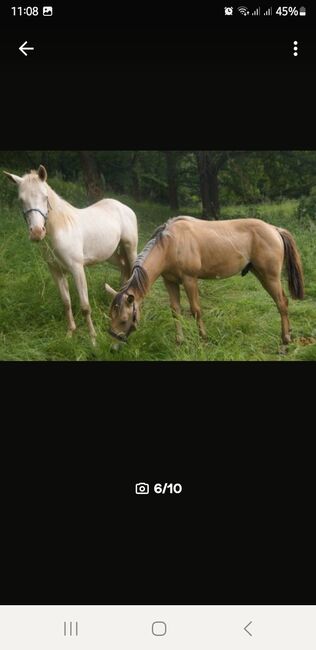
[0,1,314,648]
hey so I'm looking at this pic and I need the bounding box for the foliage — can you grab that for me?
[2,150,316,211]
[296,186,316,222]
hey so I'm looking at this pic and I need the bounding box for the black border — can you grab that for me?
[1,13,314,606]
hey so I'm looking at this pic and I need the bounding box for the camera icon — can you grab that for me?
[135,482,150,495]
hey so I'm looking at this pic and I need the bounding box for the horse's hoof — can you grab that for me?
[279,344,289,355]
[176,336,184,345]
[66,329,75,338]
[110,342,121,353]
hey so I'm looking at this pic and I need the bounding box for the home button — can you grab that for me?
[152,621,167,636]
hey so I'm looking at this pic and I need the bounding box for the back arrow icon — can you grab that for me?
[19,41,35,56]
[244,621,253,637]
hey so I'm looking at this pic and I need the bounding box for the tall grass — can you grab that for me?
[1,178,315,360]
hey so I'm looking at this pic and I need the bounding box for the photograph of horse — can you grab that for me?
[4,165,138,342]
[107,216,304,346]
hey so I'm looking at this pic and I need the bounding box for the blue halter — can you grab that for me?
[23,198,51,223]
[23,207,48,222]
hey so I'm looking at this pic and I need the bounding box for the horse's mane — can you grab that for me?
[47,185,76,211]
[111,217,196,308]
[135,222,169,265]
[111,221,172,307]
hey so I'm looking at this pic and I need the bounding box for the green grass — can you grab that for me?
[1,183,316,361]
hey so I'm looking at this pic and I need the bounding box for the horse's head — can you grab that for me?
[105,284,141,343]
[4,165,49,242]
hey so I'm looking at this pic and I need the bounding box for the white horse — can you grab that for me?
[4,165,138,341]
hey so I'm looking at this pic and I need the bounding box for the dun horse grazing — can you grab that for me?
[4,166,138,341]
[106,216,304,346]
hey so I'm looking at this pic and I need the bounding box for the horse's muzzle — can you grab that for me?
[29,226,46,242]
[108,329,128,343]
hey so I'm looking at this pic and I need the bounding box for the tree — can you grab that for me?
[79,151,103,202]
[130,152,142,201]
[164,151,179,210]
[196,151,228,219]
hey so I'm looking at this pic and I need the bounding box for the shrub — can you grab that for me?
[297,186,316,221]
[48,176,87,207]
[0,169,20,206]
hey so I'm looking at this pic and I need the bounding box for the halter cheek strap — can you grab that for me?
[23,199,51,223]
[123,302,138,338]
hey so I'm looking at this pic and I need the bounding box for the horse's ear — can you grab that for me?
[104,283,118,297]
[38,165,47,182]
[127,293,135,304]
[3,171,22,184]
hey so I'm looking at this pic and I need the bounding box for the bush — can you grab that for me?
[297,186,316,221]
[0,169,21,206]
[49,176,87,207]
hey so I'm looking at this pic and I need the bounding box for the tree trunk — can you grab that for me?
[196,152,220,220]
[209,168,220,219]
[131,171,141,201]
[196,152,213,219]
[164,151,179,211]
[131,152,141,201]
[59,151,67,179]
[79,151,103,202]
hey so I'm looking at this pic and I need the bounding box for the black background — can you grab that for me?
[1,365,313,604]
[0,0,314,605]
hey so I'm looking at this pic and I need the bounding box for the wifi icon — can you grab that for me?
[238,6,249,14]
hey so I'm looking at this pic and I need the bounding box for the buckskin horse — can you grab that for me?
[106,215,304,346]
[4,165,138,342]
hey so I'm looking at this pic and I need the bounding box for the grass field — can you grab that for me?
[1,177,316,360]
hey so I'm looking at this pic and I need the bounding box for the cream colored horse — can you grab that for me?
[4,165,138,341]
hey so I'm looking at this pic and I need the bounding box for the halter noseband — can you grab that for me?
[108,299,137,343]
[23,198,51,223]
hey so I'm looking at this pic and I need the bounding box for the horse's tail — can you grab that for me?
[276,227,304,300]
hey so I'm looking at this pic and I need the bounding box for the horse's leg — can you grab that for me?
[48,264,76,335]
[107,250,126,286]
[284,289,292,339]
[71,264,96,342]
[163,279,184,344]
[252,269,291,344]
[182,276,207,339]
[120,238,138,280]
[118,247,130,284]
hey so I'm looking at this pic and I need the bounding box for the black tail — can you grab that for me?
[277,228,304,299]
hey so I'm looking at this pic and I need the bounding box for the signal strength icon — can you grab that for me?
[264,7,272,15]
[238,6,249,15]
[252,6,260,15]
